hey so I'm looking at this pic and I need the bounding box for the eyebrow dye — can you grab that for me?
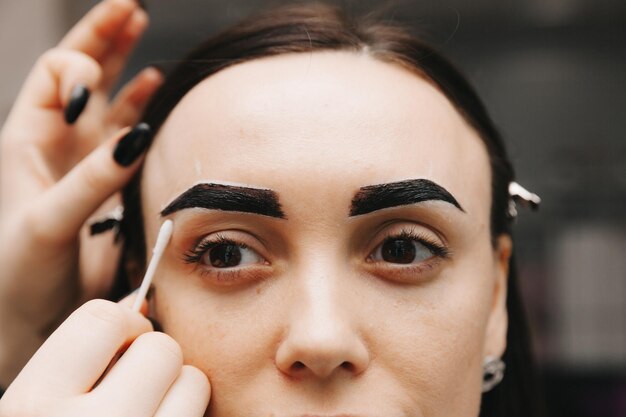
[350,178,464,216]
[160,183,286,219]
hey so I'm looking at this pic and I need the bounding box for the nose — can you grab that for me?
[274,269,370,380]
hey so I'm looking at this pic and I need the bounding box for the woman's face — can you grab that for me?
[140,51,511,417]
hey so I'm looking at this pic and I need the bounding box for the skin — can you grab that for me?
[0,0,163,385]
[0,2,208,415]
[139,51,512,417]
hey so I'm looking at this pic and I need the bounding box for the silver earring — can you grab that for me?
[482,356,506,393]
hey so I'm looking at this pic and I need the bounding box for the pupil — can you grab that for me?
[209,244,242,268]
[381,239,416,264]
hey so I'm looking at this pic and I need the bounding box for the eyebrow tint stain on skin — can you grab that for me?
[161,183,286,219]
[349,178,464,216]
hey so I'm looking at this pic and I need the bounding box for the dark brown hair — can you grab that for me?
[118,3,543,415]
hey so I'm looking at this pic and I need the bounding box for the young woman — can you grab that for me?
[0,0,541,415]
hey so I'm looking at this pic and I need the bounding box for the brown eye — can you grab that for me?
[207,244,241,267]
[200,243,262,268]
[381,239,417,263]
[372,237,435,265]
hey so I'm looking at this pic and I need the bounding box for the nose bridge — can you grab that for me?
[299,256,341,324]
[291,246,353,335]
[275,254,370,379]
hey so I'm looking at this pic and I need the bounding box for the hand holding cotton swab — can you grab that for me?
[132,219,174,312]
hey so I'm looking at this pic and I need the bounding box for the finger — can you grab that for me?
[27,123,151,244]
[107,66,164,128]
[100,8,149,90]
[11,299,152,395]
[92,332,183,417]
[58,0,139,61]
[6,49,102,137]
[154,366,211,417]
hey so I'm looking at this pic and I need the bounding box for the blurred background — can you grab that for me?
[1,0,624,415]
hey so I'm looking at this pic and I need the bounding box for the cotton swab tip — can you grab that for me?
[153,219,173,254]
[131,219,174,312]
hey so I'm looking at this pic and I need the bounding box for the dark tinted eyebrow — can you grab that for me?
[349,178,464,216]
[160,183,286,219]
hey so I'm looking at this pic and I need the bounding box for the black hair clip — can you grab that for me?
[89,205,124,241]
[507,181,541,219]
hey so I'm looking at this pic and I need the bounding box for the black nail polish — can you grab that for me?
[113,123,151,166]
[64,84,90,124]
[147,317,163,332]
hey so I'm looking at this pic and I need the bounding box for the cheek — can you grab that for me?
[151,269,283,395]
[370,263,493,414]
[149,242,495,416]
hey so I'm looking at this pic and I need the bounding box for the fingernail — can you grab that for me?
[64,84,90,124]
[147,317,163,332]
[113,123,151,166]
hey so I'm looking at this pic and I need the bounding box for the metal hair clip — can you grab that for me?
[89,205,124,239]
[507,181,541,219]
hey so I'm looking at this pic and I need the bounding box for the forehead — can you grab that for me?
[142,51,491,218]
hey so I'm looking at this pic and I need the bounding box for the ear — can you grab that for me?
[483,234,512,359]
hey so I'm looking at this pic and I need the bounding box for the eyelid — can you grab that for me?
[369,231,449,261]
[364,221,448,257]
[181,232,273,286]
[352,208,455,248]
[362,223,452,283]
[182,230,271,266]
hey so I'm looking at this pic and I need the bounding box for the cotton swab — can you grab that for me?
[132,219,174,312]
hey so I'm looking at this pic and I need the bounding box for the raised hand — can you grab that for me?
[0,0,163,385]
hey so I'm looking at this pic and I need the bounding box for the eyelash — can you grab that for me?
[182,228,450,283]
[365,228,451,280]
[379,229,450,259]
[183,234,267,283]
[183,234,248,265]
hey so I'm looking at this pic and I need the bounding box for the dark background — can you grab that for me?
[2,0,625,415]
